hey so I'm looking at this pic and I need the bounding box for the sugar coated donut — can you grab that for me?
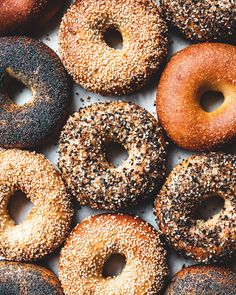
[59,214,168,295]
[155,152,236,263]
[165,265,236,295]
[0,149,73,261]
[0,261,64,295]
[156,42,236,151]
[59,0,168,96]
[0,36,70,149]
[160,0,236,41]
[0,0,64,36]
[58,101,167,210]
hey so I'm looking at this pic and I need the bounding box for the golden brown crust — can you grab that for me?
[0,149,74,261]
[155,152,236,263]
[58,101,167,210]
[59,214,168,295]
[156,43,236,151]
[165,265,236,295]
[0,261,64,295]
[160,0,236,42]
[0,0,64,35]
[59,0,168,96]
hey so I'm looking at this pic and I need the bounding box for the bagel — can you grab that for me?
[0,0,64,36]
[156,42,236,151]
[58,101,167,210]
[59,0,168,96]
[155,152,236,263]
[160,0,236,41]
[59,214,168,295]
[0,149,73,261]
[0,261,64,295]
[0,36,70,149]
[165,265,236,295]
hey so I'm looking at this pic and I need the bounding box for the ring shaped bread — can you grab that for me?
[155,152,236,263]
[59,214,168,295]
[58,101,167,210]
[0,149,73,262]
[156,43,236,151]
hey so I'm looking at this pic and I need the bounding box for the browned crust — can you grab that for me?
[156,42,236,151]
[59,213,168,295]
[165,265,236,295]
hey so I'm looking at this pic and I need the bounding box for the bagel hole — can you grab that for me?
[8,191,34,225]
[194,195,225,220]
[104,28,123,50]
[8,77,32,106]
[102,253,126,278]
[105,141,128,167]
[200,91,224,112]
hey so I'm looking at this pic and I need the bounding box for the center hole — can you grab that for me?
[105,142,128,167]
[8,77,32,106]
[102,253,126,278]
[194,195,225,220]
[7,191,34,225]
[200,91,224,113]
[104,28,123,50]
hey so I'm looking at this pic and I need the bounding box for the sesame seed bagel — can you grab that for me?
[59,214,168,295]
[155,152,236,263]
[165,265,236,295]
[0,261,64,295]
[0,0,64,36]
[160,0,236,41]
[0,36,70,149]
[0,149,73,262]
[59,0,168,96]
[156,43,236,151]
[58,101,167,210]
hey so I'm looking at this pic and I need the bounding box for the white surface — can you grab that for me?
[6,0,236,285]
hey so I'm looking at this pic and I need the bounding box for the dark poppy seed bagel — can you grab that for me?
[59,214,168,295]
[58,0,168,96]
[0,261,64,295]
[0,0,64,36]
[58,101,167,210]
[0,149,73,261]
[0,36,70,149]
[160,0,236,41]
[165,265,236,295]
[156,43,236,151]
[155,152,236,263]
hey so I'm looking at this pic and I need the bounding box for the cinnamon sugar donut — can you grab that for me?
[0,149,73,261]
[156,43,236,151]
[160,0,236,41]
[155,152,236,263]
[59,214,168,295]
[0,261,64,295]
[58,101,167,210]
[59,0,168,96]
[0,0,64,36]
[0,36,70,149]
[165,265,236,295]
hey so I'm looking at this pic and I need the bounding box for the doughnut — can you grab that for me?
[58,101,167,210]
[160,0,236,41]
[0,36,70,149]
[0,0,64,36]
[155,152,236,263]
[165,265,236,295]
[59,214,168,295]
[59,0,168,96]
[156,42,236,151]
[0,261,64,295]
[0,149,73,261]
